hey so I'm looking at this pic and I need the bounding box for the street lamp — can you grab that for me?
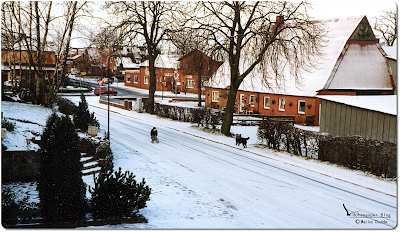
[105,56,113,142]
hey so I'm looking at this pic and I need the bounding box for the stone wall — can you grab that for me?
[2,150,40,183]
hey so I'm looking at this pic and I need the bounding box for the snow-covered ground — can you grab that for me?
[1,96,397,229]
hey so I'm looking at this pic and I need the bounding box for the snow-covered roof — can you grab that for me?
[382,46,397,60]
[139,54,180,69]
[2,64,10,71]
[115,57,139,69]
[318,95,397,115]
[69,53,83,60]
[206,16,392,97]
[323,41,393,90]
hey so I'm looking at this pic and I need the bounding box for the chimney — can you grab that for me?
[271,15,284,36]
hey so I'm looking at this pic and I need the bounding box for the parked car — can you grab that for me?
[94,87,118,96]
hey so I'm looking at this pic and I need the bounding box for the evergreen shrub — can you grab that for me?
[89,162,151,219]
[2,118,16,132]
[73,93,99,131]
[55,96,78,116]
[38,112,88,222]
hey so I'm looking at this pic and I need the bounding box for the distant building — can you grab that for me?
[115,56,140,82]
[1,49,57,88]
[66,45,145,77]
[124,50,222,94]
[204,16,395,125]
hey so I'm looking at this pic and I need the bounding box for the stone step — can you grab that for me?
[82,163,99,170]
[83,168,101,176]
[82,157,96,164]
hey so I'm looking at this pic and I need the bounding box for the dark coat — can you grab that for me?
[151,128,158,137]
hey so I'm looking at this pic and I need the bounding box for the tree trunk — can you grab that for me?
[198,75,202,107]
[148,56,156,114]
[221,87,238,136]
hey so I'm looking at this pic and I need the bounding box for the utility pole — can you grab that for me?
[106,54,111,142]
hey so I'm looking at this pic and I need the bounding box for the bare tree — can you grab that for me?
[374,9,397,46]
[169,29,223,107]
[2,1,88,106]
[192,1,325,135]
[107,1,182,114]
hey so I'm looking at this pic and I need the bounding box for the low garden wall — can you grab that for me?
[2,150,40,183]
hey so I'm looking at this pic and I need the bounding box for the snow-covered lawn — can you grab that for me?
[1,97,397,229]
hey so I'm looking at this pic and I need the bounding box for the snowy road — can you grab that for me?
[80,96,396,229]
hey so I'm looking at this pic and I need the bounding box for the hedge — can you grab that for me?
[257,119,396,178]
[143,99,222,129]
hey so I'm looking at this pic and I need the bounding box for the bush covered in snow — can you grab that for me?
[2,187,39,227]
[2,118,16,132]
[89,162,151,219]
[143,100,222,129]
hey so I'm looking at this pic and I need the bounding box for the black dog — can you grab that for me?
[235,134,249,148]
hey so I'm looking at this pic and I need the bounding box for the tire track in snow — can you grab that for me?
[89,104,396,210]
[151,127,396,215]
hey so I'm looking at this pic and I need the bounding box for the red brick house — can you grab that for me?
[67,47,117,77]
[124,50,222,93]
[1,49,57,88]
[204,16,395,126]
[178,50,223,94]
[124,54,179,91]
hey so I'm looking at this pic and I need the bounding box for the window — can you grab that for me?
[127,74,131,83]
[239,94,245,112]
[298,100,306,114]
[250,95,255,107]
[134,75,139,83]
[264,97,270,109]
[144,76,148,85]
[186,79,194,88]
[145,68,149,75]
[186,75,193,79]
[279,98,285,111]
[212,91,219,102]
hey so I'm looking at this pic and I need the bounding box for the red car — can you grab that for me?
[94,87,118,96]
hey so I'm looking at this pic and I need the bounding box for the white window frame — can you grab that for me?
[279,98,285,111]
[239,94,245,112]
[298,100,306,114]
[186,79,194,88]
[264,96,270,109]
[144,76,149,85]
[250,95,255,107]
[126,74,131,83]
[212,91,219,102]
[134,75,139,83]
